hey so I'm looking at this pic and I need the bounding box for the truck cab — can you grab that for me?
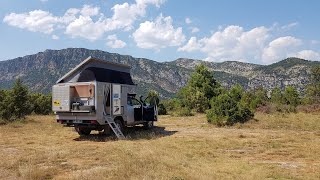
[127,94,157,129]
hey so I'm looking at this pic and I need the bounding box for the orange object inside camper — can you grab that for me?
[71,84,95,98]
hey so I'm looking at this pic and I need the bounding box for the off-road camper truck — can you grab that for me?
[52,56,158,139]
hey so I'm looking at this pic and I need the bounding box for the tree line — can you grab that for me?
[161,64,320,126]
[0,79,52,122]
[1,65,319,126]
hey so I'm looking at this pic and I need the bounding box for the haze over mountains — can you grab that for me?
[0,48,319,98]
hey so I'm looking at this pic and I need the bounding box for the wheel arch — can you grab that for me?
[114,116,125,126]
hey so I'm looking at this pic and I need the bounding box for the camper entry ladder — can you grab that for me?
[103,85,125,139]
[104,116,125,139]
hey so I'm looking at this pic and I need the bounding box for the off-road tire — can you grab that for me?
[75,126,91,136]
[143,121,154,130]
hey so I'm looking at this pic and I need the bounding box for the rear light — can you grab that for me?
[90,120,98,124]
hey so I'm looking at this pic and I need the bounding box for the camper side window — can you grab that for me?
[127,97,141,106]
[127,97,133,106]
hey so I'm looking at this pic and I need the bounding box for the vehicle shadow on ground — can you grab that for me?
[73,126,177,142]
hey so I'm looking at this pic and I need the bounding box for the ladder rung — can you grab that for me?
[103,116,125,139]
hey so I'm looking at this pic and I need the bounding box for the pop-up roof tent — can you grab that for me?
[57,56,135,85]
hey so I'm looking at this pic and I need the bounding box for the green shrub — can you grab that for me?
[0,89,9,121]
[177,64,221,113]
[252,86,268,107]
[283,86,300,112]
[162,98,181,112]
[240,91,256,112]
[206,108,227,126]
[305,66,320,104]
[29,93,52,115]
[207,86,253,126]
[207,93,237,126]
[146,90,160,106]
[177,107,193,116]
[270,87,285,112]
[0,79,53,122]
[0,79,31,121]
[157,103,167,115]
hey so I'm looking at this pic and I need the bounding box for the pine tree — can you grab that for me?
[284,86,300,112]
[30,93,52,115]
[270,87,284,111]
[305,66,320,104]
[253,86,268,106]
[0,90,10,120]
[10,79,31,120]
[178,64,221,113]
[271,87,283,103]
[0,90,5,105]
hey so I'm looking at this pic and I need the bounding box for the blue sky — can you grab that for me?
[1,0,320,64]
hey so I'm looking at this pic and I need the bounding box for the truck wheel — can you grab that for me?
[103,125,112,135]
[114,119,127,136]
[75,126,91,136]
[143,121,154,129]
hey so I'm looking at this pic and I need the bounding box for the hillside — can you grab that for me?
[168,57,319,93]
[0,48,319,97]
[167,58,262,77]
[0,48,191,98]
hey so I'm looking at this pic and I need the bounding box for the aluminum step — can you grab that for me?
[104,116,125,139]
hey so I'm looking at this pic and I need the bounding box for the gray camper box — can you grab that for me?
[52,56,158,139]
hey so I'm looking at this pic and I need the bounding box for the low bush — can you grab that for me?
[296,104,320,113]
[162,98,181,112]
[207,86,253,126]
[176,107,194,116]
[0,79,52,122]
[157,103,167,115]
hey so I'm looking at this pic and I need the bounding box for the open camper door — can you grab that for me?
[52,84,71,112]
[112,84,122,115]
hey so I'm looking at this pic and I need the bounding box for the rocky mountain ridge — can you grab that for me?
[0,48,319,98]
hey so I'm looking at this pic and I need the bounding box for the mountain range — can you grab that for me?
[0,48,319,98]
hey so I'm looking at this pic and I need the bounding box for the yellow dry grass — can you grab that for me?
[0,112,319,180]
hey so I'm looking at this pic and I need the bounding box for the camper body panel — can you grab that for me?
[53,81,98,125]
[52,85,71,112]
[95,81,134,125]
[52,82,96,112]
[53,81,137,126]
[95,81,107,123]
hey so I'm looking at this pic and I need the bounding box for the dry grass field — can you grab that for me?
[0,112,320,180]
